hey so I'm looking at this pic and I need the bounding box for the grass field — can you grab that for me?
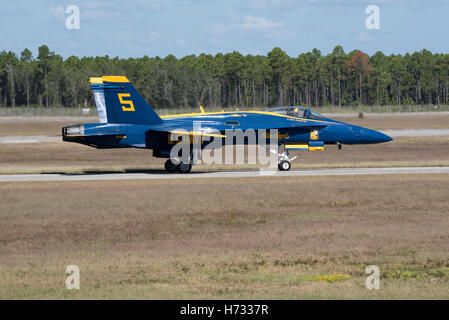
[0,175,448,299]
[0,113,448,299]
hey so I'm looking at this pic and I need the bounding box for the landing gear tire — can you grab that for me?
[278,160,291,171]
[177,162,192,174]
[164,159,178,173]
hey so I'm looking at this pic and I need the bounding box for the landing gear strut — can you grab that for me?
[278,150,298,171]
[263,145,299,172]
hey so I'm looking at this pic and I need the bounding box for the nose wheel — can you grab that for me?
[278,160,291,171]
[277,150,298,171]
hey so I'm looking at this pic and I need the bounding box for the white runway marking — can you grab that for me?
[0,135,60,144]
[0,167,448,183]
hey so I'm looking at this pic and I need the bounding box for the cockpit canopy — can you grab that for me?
[263,107,325,120]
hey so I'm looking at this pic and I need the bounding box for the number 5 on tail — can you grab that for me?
[118,93,135,112]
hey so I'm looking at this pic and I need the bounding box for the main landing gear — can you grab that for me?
[164,159,192,173]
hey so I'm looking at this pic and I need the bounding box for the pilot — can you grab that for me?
[287,108,298,117]
[287,107,306,118]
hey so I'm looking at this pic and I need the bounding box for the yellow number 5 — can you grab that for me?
[118,93,135,112]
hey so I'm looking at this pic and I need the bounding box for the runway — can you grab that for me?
[0,166,448,182]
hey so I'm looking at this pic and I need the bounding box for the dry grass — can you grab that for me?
[330,113,449,130]
[0,119,95,137]
[1,114,449,299]
[0,175,449,299]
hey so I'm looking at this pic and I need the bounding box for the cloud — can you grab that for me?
[145,31,160,43]
[240,16,283,31]
[83,2,112,9]
[354,31,376,43]
[208,16,283,36]
[266,28,295,40]
[82,8,121,20]
[117,32,134,42]
[306,0,396,4]
[208,22,235,36]
[206,15,293,45]
[251,0,293,9]
[49,5,65,22]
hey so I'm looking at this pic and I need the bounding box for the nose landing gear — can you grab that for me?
[262,145,299,172]
[278,160,291,171]
[277,150,298,171]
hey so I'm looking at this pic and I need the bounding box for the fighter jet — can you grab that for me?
[63,76,392,173]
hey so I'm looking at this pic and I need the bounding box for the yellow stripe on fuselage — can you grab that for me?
[160,110,334,125]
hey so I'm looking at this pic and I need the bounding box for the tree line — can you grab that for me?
[0,45,448,110]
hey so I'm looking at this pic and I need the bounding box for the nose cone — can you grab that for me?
[327,124,394,145]
[360,128,393,144]
[377,131,393,143]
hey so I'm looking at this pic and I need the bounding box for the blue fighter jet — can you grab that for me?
[62,76,393,173]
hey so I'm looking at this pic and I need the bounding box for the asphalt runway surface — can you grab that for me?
[0,166,448,182]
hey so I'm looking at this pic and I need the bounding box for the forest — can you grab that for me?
[0,45,448,110]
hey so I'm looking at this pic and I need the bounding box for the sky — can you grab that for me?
[1,0,449,59]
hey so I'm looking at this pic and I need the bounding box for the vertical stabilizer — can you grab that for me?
[90,76,162,125]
